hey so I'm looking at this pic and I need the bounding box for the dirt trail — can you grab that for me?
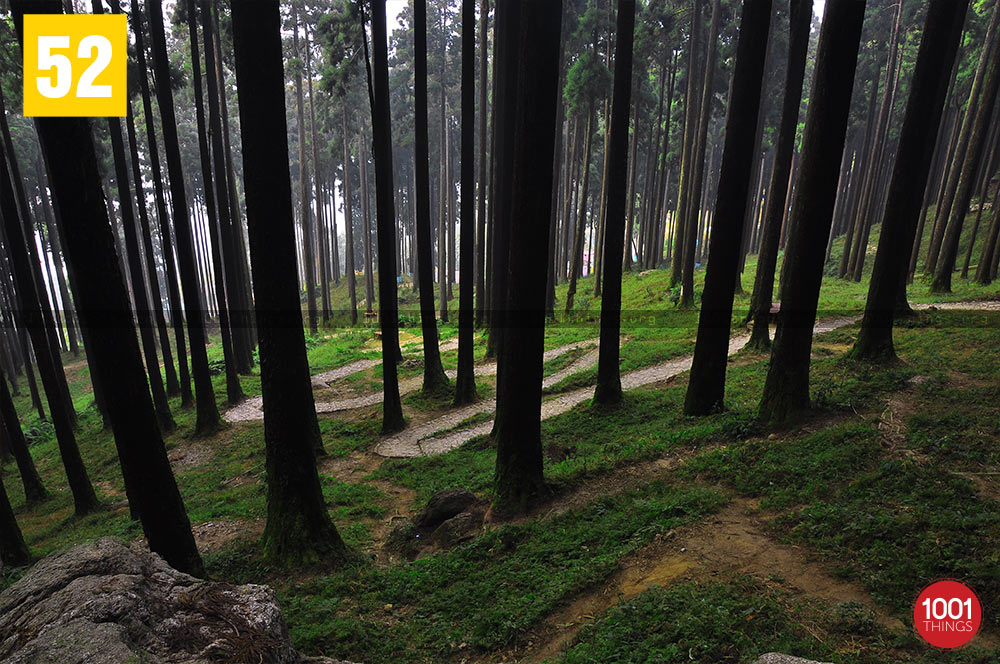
[507,497,905,664]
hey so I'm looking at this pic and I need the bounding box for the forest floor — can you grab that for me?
[4,231,1000,663]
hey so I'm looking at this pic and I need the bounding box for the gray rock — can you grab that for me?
[0,537,355,664]
[413,489,477,529]
[755,655,832,664]
[431,511,483,548]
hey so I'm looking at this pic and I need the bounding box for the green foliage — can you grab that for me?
[564,50,611,117]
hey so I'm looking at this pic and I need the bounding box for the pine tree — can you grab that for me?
[594,0,637,407]
[494,0,563,515]
[851,0,971,359]
[757,0,868,426]
[684,0,772,415]
[230,0,348,565]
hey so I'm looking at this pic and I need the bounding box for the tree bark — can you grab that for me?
[747,0,811,350]
[684,0,772,415]
[455,0,477,405]
[231,0,348,566]
[414,0,449,394]
[757,0,867,425]
[494,0,561,515]
[594,0,636,407]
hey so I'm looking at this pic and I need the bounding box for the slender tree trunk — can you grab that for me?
[343,110,359,324]
[367,0,406,433]
[455,0,477,405]
[926,2,1000,276]
[475,0,490,328]
[565,104,595,313]
[0,363,48,504]
[758,0,867,425]
[414,0,449,393]
[685,0,771,415]
[932,33,1000,292]
[680,0,722,308]
[185,0,242,406]
[594,0,636,407]
[671,0,704,286]
[0,124,98,517]
[747,0,811,350]
[292,3,318,335]
[130,0,192,408]
[852,0,969,359]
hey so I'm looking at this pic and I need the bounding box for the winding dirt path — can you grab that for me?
[373,316,860,458]
[223,336,601,423]
[225,300,999,455]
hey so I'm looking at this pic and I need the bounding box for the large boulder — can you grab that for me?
[413,489,477,529]
[754,655,832,664]
[0,537,354,664]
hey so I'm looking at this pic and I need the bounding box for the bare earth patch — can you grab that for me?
[193,519,264,554]
[503,497,903,664]
[167,441,214,469]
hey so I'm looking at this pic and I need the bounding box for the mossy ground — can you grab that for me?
[3,217,1000,662]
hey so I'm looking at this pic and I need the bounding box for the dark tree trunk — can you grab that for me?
[0,467,30,567]
[146,0,221,435]
[292,3,318,336]
[0,363,48,504]
[15,0,205,577]
[414,0,449,393]
[455,0,477,405]
[475,0,490,328]
[757,0,867,426]
[671,0,704,286]
[100,17,177,431]
[932,36,1000,292]
[680,0,723,308]
[360,134,376,315]
[306,27,331,325]
[342,111,359,325]
[0,122,98,518]
[494,0,561,515]
[485,0,519,362]
[230,0,348,566]
[0,90,75,429]
[747,0,811,350]
[925,3,1000,277]
[853,0,970,358]
[684,0,772,415]
[565,103,595,313]
[184,0,243,406]
[594,0,636,407]
[202,0,253,375]
[369,0,406,434]
[130,0,192,408]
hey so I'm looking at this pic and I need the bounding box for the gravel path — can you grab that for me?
[373,316,861,458]
[223,336,600,423]
[226,301,999,439]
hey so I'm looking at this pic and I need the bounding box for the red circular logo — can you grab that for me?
[913,579,982,649]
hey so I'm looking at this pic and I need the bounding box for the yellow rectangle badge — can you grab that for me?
[22,14,127,117]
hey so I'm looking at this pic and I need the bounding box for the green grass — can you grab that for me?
[283,481,727,663]
[4,208,1000,661]
[555,578,999,664]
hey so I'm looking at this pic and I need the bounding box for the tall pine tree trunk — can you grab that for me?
[684,0,771,415]
[758,0,867,425]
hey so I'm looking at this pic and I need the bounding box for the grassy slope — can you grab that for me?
[1,211,1000,662]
